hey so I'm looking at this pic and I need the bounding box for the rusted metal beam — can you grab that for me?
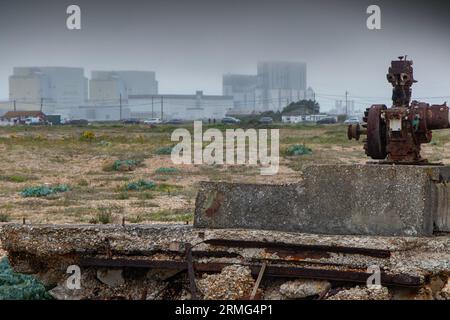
[204,239,391,258]
[250,262,266,300]
[80,257,186,269]
[194,263,421,287]
[79,257,421,287]
[185,243,198,300]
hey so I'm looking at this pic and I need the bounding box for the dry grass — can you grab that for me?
[0,123,449,224]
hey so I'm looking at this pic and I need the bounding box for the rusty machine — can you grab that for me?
[348,57,450,163]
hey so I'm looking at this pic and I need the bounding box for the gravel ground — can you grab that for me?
[327,286,390,300]
[197,265,255,300]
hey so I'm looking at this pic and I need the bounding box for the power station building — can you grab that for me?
[89,70,158,103]
[223,74,258,113]
[5,67,237,121]
[223,61,315,113]
[8,67,88,116]
[127,91,233,122]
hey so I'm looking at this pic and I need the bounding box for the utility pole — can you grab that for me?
[345,91,349,116]
[119,94,122,121]
[160,96,163,121]
[40,97,44,112]
[13,100,16,112]
[151,96,154,118]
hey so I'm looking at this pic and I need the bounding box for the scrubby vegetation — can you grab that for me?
[80,130,95,141]
[155,146,173,155]
[285,144,313,156]
[89,206,120,224]
[125,180,156,191]
[0,258,51,300]
[154,167,180,174]
[103,159,141,172]
[0,212,10,222]
[21,184,70,198]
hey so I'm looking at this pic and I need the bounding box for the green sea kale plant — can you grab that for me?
[0,258,51,300]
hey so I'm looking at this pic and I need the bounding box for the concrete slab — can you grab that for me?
[194,165,450,236]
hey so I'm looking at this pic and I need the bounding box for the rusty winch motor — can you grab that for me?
[348,57,450,163]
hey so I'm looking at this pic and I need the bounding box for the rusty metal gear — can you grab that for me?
[364,105,387,159]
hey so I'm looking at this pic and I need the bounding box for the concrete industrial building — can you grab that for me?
[89,70,158,103]
[75,70,160,121]
[5,67,230,122]
[256,61,307,111]
[128,91,233,122]
[75,91,233,122]
[223,74,257,113]
[224,61,314,113]
[8,67,88,116]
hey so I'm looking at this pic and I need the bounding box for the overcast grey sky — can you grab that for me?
[0,0,449,110]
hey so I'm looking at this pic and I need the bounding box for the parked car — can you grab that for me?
[221,117,241,125]
[316,117,337,125]
[122,118,141,124]
[24,117,45,125]
[344,117,360,125]
[258,117,273,125]
[65,119,89,126]
[165,119,184,125]
[143,118,162,125]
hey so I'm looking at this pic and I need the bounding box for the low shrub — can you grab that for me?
[0,258,51,300]
[103,159,141,172]
[125,180,156,191]
[0,175,28,183]
[80,130,95,141]
[155,183,181,195]
[112,159,140,171]
[0,212,10,222]
[155,146,173,155]
[138,192,155,200]
[8,175,27,183]
[117,192,130,200]
[91,206,114,224]
[98,140,112,147]
[76,179,89,187]
[128,215,144,223]
[285,144,312,156]
[154,167,180,174]
[21,184,70,198]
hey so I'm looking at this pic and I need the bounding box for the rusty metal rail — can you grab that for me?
[79,257,421,287]
[204,239,391,258]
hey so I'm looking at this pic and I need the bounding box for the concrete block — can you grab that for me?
[194,165,450,236]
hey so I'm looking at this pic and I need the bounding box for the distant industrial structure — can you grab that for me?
[89,70,158,103]
[331,99,356,116]
[224,61,315,114]
[6,67,88,117]
[5,63,316,121]
[127,91,232,122]
[78,70,160,121]
[3,67,233,121]
[223,74,257,112]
